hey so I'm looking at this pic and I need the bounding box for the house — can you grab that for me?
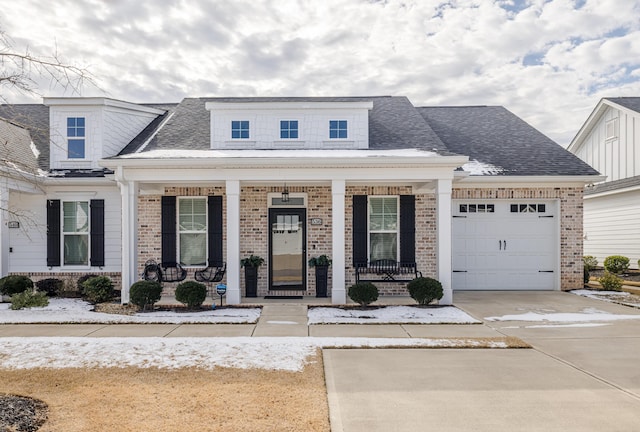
[0,96,600,305]
[568,97,640,269]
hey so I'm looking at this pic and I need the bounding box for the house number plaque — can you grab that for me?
[310,218,323,225]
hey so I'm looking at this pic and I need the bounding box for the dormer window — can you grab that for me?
[329,120,348,139]
[605,118,618,140]
[280,120,299,139]
[67,117,85,158]
[231,120,250,139]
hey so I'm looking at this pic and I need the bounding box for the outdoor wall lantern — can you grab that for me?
[281,183,290,202]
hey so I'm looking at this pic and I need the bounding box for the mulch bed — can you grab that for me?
[0,394,48,432]
[590,269,640,283]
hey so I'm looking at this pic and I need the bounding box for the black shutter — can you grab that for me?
[161,196,177,267]
[90,199,105,267]
[352,195,368,267]
[208,195,223,266]
[46,199,61,267]
[399,195,416,264]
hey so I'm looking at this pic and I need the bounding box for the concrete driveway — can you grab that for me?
[324,291,640,432]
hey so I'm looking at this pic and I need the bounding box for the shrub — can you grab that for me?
[129,281,163,311]
[407,277,444,306]
[348,282,379,308]
[598,271,623,291]
[0,275,33,296]
[583,256,598,272]
[175,281,207,309]
[603,255,630,274]
[35,278,63,297]
[10,290,49,310]
[81,276,115,303]
[77,274,98,293]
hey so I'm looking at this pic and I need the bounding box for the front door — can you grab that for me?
[269,208,306,291]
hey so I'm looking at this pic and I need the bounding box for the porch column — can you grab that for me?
[119,179,138,304]
[0,181,9,277]
[436,179,453,305]
[226,180,241,305]
[331,179,346,304]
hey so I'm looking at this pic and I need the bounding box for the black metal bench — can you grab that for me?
[141,259,187,283]
[355,259,422,284]
[194,262,226,284]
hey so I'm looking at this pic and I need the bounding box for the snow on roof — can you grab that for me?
[118,148,441,159]
[462,159,505,175]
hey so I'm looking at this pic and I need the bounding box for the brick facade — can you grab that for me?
[134,184,584,298]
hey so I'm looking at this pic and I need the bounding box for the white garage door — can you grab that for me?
[452,201,558,290]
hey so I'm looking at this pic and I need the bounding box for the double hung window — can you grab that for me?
[178,198,207,266]
[63,201,89,265]
[368,197,398,261]
[67,117,85,158]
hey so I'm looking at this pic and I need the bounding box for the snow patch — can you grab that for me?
[308,305,480,324]
[462,159,504,175]
[485,307,640,323]
[120,148,439,159]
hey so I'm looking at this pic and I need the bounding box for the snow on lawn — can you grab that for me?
[308,305,480,324]
[485,307,640,323]
[0,336,511,372]
[0,299,261,324]
[571,289,640,309]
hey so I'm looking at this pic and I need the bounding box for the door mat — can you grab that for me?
[264,295,304,299]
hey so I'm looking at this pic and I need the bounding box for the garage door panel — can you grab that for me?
[452,201,557,291]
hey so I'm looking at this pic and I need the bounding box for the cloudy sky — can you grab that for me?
[1,0,639,146]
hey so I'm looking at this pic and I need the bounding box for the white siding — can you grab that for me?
[103,107,158,158]
[49,107,102,170]
[583,191,640,269]
[209,108,370,150]
[576,106,640,183]
[7,185,122,273]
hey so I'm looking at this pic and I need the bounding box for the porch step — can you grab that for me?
[253,304,309,337]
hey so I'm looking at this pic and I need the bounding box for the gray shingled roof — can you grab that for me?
[418,106,600,176]
[0,104,49,171]
[0,118,41,175]
[134,96,455,155]
[606,97,640,113]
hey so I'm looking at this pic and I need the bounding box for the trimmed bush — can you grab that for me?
[598,271,623,291]
[603,255,629,274]
[76,274,98,293]
[129,280,163,311]
[35,278,64,297]
[348,282,379,308]
[11,290,49,310]
[0,275,33,296]
[407,277,443,306]
[175,281,207,309]
[583,256,598,272]
[81,276,115,304]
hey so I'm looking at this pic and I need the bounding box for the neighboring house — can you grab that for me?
[568,97,640,269]
[0,96,600,305]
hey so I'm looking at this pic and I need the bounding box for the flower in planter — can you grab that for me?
[241,255,265,268]
[308,255,332,267]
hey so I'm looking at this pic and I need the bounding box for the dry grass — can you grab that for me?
[0,352,329,432]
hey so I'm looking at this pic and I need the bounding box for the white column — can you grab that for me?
[226,180,241,304]
[119,180,138,304]
[0,182,9,278]
[436,179,453,305]
[331,179,346,304]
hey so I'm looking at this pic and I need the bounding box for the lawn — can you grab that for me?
[0,352,329,432]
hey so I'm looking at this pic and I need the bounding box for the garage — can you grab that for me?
[452,200,559,290]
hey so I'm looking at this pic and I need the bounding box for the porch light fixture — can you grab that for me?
[281,183,290,202]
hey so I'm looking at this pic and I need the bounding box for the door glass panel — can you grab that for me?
[271,213,303,289]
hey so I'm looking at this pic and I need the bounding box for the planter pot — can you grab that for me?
[244,266,259,298]
[315,265,329,298]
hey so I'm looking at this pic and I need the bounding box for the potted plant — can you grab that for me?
[241,255,264,297]
[308,254,331,298]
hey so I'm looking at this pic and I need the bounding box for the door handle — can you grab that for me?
[503,240,507,250]
[499,240,502,250]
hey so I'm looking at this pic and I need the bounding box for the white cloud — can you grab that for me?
[1,0,639,145]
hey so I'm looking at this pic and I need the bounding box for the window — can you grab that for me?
[605,118,618,140]
[178,198,207,266]
[460,204,495,213]
[329,120,348,139]
[368,197,398,261]
[280,120,299,139]
[231,120,249,139]
[63,201,89,265]
[67,117,85,158]
[510,204,546,213]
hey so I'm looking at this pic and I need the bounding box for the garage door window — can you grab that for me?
[459,203,494,213]
[510,204,546,213]
[369,197,398,261]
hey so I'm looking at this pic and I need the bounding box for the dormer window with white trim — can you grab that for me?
[231,120,250,139]
[605,118,618,140]
[329,120,348,139]
[280,120,299,139]
[67,117,86,158]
